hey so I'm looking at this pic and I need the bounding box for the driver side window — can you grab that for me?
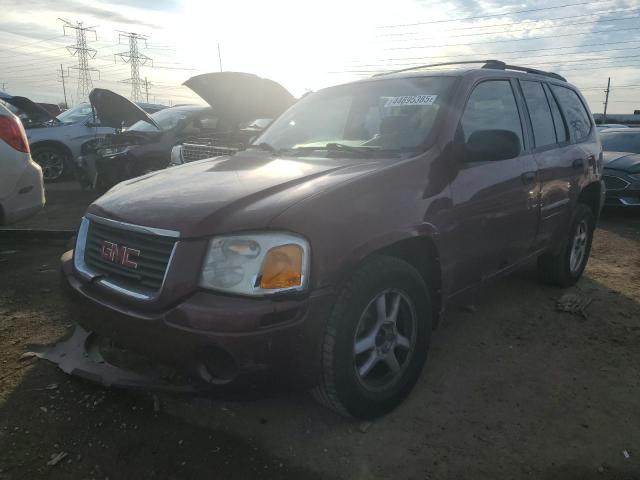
[461,80,524,150]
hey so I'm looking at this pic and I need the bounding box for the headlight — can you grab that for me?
[98,145,129,157]
[199,232,310,296]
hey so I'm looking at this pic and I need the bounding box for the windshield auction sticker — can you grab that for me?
[384,95,438,107]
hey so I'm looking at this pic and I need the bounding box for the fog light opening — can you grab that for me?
[196,346,238,385]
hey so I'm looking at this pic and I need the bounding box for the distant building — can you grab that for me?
[593,113,640,125]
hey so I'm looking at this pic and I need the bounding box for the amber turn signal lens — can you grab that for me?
[259,244,303,289]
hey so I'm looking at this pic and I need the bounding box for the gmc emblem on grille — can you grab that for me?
[100,240,140,269]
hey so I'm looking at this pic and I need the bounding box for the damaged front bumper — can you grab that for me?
[28,325,197,392]
[52,251,334,392]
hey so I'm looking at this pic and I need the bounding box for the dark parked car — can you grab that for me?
[56,60,603,419]
[79,72,294,190]
[600,129,640,207]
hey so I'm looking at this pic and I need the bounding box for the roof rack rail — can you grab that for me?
[372,60,500,77]
[373,59,567,82]
[483,60,567,82]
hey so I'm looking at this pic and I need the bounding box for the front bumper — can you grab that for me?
[58,251,334,390]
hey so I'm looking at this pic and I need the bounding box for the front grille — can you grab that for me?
[603,175,630,191]
[182,143,238,163]
[84,220,176,293]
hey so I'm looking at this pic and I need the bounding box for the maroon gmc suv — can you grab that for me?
[59,61,604,418]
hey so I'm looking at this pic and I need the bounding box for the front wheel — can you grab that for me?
[538,203,595,287]
[32,145,69,182]
[313,256,432,418]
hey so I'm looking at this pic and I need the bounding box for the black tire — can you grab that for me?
[32,145,69,182]
[538,203,595,287]
[312,256,432,419]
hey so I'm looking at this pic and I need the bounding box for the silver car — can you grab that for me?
[0,103,44,225]
[0,94,166,182]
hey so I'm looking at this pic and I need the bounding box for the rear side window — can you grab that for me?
[543,84,568,143]
[521,81,556,148]
[551,85,592,141]
[461,80,524,150]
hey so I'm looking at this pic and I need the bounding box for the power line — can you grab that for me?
[386,25,640,50]
[345,42,640,71]
[378,0,611,29]
[347,39,640,65]
[60,18,99,104]
[382,13,640,44]
[379,6,640,37]
[115,31,152,102]
[0,34,66,53]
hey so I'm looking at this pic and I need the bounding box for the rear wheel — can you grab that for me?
[538,203,595,287]
[32,145,68,182]
[313,256,432,418]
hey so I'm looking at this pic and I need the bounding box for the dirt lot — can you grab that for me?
[0,183,639,479]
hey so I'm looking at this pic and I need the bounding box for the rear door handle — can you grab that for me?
[521,171,537,184]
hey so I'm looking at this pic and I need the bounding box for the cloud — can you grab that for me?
[2,0,161,29]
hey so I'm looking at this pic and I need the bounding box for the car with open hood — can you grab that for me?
[0,93,166,182]
[600,128,640,207]
[56,60,604,419]
[79,72,295,190]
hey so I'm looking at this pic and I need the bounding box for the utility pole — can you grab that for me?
[0,82,6,91]
[217,41,223,72]
[603,77,611,124]
[59,64,68,108]
[60,18,99,104]
[116,32,152,102]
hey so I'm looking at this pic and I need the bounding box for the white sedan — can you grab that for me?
[0,103,45,225]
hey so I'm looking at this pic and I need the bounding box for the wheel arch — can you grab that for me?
[30,140,73,160]
[577,181,602,220]
[338,231,444,328]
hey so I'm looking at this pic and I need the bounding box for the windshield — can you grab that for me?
[601,131,640,154]
[254,76,455,155]
[57,104,92,124]
[128,107,190,132]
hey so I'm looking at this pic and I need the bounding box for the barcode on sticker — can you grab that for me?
[384,95,438,107]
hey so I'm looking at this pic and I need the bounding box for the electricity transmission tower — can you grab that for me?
[60,18,99,104]
[115,32,152,102]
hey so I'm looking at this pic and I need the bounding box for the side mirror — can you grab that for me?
[463,129,521,163]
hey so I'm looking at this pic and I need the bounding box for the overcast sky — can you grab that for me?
[0,0,639,113]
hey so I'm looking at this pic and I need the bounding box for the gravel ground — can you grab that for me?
[0,190,638,479]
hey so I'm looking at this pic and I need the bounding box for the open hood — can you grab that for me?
[183,72,295,124]
[89,88,159,129]
[1,94,59,124]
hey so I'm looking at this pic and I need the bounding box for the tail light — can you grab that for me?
[0,114,30,153]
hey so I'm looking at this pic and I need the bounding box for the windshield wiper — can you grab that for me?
[250,142,279,154]
[324,143,372,157]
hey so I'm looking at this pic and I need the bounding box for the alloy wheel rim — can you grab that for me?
[569,220,588,274]
[353,288,417,392]
[36,151,64,181]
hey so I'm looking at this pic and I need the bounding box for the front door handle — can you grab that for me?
[521,171,537,184]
